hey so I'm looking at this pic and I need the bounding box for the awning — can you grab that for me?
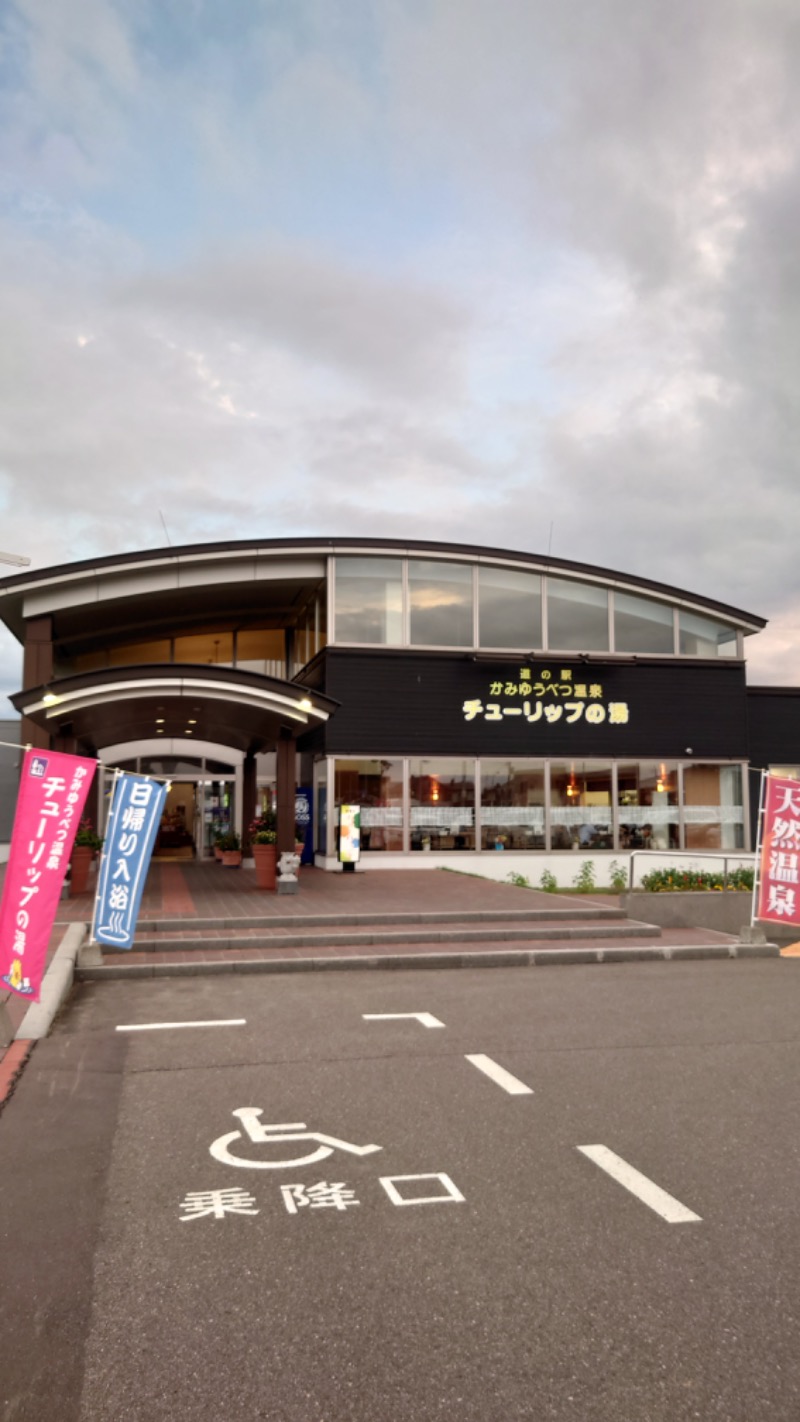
[11,663,337,755]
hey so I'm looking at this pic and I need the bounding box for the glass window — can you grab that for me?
[140,756,203,775]
[679,611,738,657]
[409,758,474,850]
[174,632,234,665]
[478,567,542,649]
[550,761,613,850]
[236,629,286,677]
[683,763,744,849]
[617,761,679,850]
[547,579,609,651]
[68,648,110,672]
[480,760,545,850]
[614,592,674,654]
[106,639,172,667]
[409,560,473,647]
[333,759,404,852]
[335,557,403,644]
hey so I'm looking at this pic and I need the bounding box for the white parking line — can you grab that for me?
[363,1012,445,1029]
[465,1054,533,1094]
[577,1145,702,1223]
[116,1020,247,1032]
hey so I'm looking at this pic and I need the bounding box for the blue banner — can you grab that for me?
[92,775,167,948]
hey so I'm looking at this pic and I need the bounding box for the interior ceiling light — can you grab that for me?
[299,698,313,711]
[188,718,197,725]
[155,718,165,724]
[185,729,193,735]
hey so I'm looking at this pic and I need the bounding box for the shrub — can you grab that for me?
[639,867,754,892]
[608,859,628,892]
[573,860,596,893]
[539,869,558,893]
[506,871,530,888]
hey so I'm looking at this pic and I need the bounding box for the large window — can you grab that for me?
[547,579,609,651]
[409,758,475,850]
[478,567,542,649]
[683,763,744,849]
[334,759,403,851]
[409,560,473,647]
[236,629,286,677]
[550,762,613,849]
[617,761,679,850]
[480,760,545,850]
[327,757,749,854]
[106,639,172,667]
[335,558,403,644]
[679,611,738,658]
[614,592,674,654]
[174,632,234,665]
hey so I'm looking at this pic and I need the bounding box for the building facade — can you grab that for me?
[0,538,794,866]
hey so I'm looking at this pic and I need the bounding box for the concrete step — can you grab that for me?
[116,906,628,933]
[123,918,662,954]
[77,940,779,983]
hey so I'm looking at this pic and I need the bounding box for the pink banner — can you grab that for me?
[0,749,97,1001]
[755,774,800,926]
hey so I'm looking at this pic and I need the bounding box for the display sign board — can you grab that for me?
[92,774,167,948]
[0,749,97,1000]
[339,804,361,863]
[295,787,313,864]
[754,773,800,926]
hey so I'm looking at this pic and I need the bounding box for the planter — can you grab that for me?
[214,845,223,861]
[252,842,277,891]
[621,890,752,935]
[222,851,242,867]
[70,844,94,896]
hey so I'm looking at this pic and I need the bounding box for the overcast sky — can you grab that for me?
[1,0,799,703]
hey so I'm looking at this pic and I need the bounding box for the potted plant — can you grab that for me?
[219,830,242,867]
[295,818,307,861]
[250,813,277,890]
[212,828,225,861]
[70,817,103,896]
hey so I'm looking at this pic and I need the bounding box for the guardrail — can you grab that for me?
[628,849,756,892]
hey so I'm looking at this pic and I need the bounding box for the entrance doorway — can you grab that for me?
[154,782,196,860]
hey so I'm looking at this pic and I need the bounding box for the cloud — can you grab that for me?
[0,0,799,692]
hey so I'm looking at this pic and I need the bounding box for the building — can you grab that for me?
[0,537,797,868]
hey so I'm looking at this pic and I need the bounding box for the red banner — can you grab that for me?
[0,749,97,1001]
[755,774,800,926]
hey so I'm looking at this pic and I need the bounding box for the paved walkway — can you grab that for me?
[51,860,624,923]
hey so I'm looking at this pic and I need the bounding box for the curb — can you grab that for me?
[0,1039,34,1111]
[15,922,88,1041]
[75,940,781,981]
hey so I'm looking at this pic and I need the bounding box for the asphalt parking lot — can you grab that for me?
[2,959,800,1422]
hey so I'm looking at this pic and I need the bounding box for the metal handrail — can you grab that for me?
[627,848,755,892]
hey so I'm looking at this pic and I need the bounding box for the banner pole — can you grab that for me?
[750,769,767,927]
[90,769,122,945]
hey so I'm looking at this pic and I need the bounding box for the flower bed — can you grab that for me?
[640,867,754,893]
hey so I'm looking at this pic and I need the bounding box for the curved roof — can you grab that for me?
[0,536,766,639]
[12,663,338,755]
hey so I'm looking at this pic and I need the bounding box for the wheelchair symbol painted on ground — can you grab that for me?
[209,1108,383,1169]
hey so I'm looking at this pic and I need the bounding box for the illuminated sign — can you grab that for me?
[462,667,629,728]
[339,804,361,863]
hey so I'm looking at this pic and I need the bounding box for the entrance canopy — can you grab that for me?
[11,662,337,755]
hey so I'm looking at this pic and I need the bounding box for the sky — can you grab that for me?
[1,0,799,704]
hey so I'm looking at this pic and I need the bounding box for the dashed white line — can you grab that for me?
[577,1145,702,1223]
[465,1054,533,1094]
[363,1012,445,1029]
[115,1019,247,1032]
